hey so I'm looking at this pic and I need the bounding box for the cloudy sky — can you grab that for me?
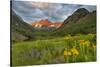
[12,1,96,24]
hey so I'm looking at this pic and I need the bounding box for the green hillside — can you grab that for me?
[11,10,35,41]
[63,8,89,24]
[51,9,96,36]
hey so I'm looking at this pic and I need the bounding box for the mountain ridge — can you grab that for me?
[51,8,96,36]
[31,19,62,29]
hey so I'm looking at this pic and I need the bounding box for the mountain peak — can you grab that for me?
[38,19,52,26]
[63,8,90,25]
[74,8,89,14]
[31,19,62,29]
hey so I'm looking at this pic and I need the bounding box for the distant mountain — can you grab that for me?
[31,19,62,30]
[32,19,52,28]
[11,10,35,41]
[51,8,96,36]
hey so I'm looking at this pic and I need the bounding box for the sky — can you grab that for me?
[12,0,96,24]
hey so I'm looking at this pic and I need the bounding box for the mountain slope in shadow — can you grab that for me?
[11,10,35,41]
[51,8,96,36]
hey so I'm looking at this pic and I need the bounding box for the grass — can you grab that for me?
[12,34,96,66]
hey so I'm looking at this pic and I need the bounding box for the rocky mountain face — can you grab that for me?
[31,19,62,30]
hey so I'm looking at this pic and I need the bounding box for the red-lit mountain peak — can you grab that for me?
[31,19,62,29]
[38,19,52,26]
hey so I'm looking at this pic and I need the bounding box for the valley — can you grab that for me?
[11,6,96,66]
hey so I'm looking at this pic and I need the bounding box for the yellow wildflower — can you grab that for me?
[70,48,79,56]
[92,44,96,48]
[64,50,68,56]
[63,48,72,56]
[67,51,72,56]
[79,40,90,46]
[79,40,85,45]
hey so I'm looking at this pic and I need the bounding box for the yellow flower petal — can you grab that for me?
[70,48,79,56]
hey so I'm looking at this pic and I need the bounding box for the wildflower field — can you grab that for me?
[12,34,96,66]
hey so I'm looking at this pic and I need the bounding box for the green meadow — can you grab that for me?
[12,34,96,66]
